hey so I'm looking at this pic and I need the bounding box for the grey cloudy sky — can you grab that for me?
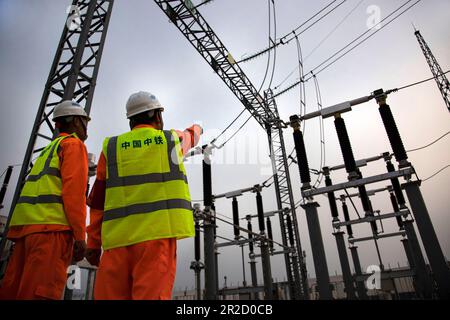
[0,0,449,292]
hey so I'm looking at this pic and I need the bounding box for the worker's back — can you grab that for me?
[101,126,194,250]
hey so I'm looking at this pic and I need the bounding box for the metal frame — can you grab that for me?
[415,30,450,112]
[0,0,114,266]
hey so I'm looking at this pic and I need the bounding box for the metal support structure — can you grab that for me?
[333,231,356,299]
[0,166,13,211]
[414,30,450,112]
[190,210,204,300]
[403,181,450,299]
[202,151,217,300]
[153,0,275,127]
[349,246,368,299]
[401,220,433,299]
[301,202,332,299]
[256,190,274,300]
[0,0,114,268]
[265,89,307,300]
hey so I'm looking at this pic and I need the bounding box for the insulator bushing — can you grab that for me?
[342,202,353,237]
[247,220,254,253]
[232,197,240,238]
[334,116,357,174]
[266,218,274,250]
[325,175,339,219]
[367,199,378,233]
[390,192,404,229]
[386,161,406,206]
[292,129,311,184]
[202,156,212,207]
[378,104,408,163]
[256,191,265,232]
[358,185,371,213]
[194,221,201,261]
[0,166,13,205]
[286,215,295,246]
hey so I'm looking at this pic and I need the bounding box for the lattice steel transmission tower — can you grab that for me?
[0,0,114,268]
[414,29,450,112]
[153,0,308,299]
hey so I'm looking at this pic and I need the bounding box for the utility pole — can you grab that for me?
[414,29,450,112]
[0,0,114,274]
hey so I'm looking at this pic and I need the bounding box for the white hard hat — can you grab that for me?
[52,100,90,121]
[126,91,164,119]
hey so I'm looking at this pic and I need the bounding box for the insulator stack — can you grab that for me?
[341,202,353,237]
[292,127,311,184]
[386,161,406,206]
[0,166,13,206]
[390,192,404,229]
[247,218,254,253]
[195,220,201,261]
[202,154,212,207]
[334,116,357,174]
[266,218,274,250]
[232,197,240,238]
[325,175,339,219]
[286,215,295,246]
[368,200,378,233]
[256,191,265,232]
[378,103,408,163]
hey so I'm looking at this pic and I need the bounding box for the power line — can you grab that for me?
[423,165,450,182]
[238,0,347,63]
[307,0,422,80]
[215,114,253,149]
[274,0,422,97]
[304,0,365,61]
[256,0,273,94]
[393,70,450,92]
[210,109,246,145]
[276,0,364,89]
[407,130,450,153]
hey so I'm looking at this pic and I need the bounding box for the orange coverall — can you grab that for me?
[0,133,88,300]
[87,124,201,300]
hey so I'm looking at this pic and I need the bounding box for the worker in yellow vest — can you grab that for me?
[85,91,202,299]
[0,101,90,300]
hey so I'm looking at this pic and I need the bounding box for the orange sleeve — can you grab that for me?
[59,137,88,241]
[174,124,203,156]
[86,152,106,249]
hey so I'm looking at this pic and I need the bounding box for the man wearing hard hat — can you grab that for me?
[85,91,202,299]
[0,101,90,300]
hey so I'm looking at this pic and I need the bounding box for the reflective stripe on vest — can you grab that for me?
[101,128,194,250]
[10,135,72,227]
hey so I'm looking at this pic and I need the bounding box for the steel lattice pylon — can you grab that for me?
[415,30,450,112]
[0,0,114,268]
[265,89,309,300]
[153,0,308,299]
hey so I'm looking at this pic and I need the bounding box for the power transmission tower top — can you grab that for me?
[414,29,450,112]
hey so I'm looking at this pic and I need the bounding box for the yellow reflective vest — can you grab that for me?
[101,127,194,250]
[10,135,73,227]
